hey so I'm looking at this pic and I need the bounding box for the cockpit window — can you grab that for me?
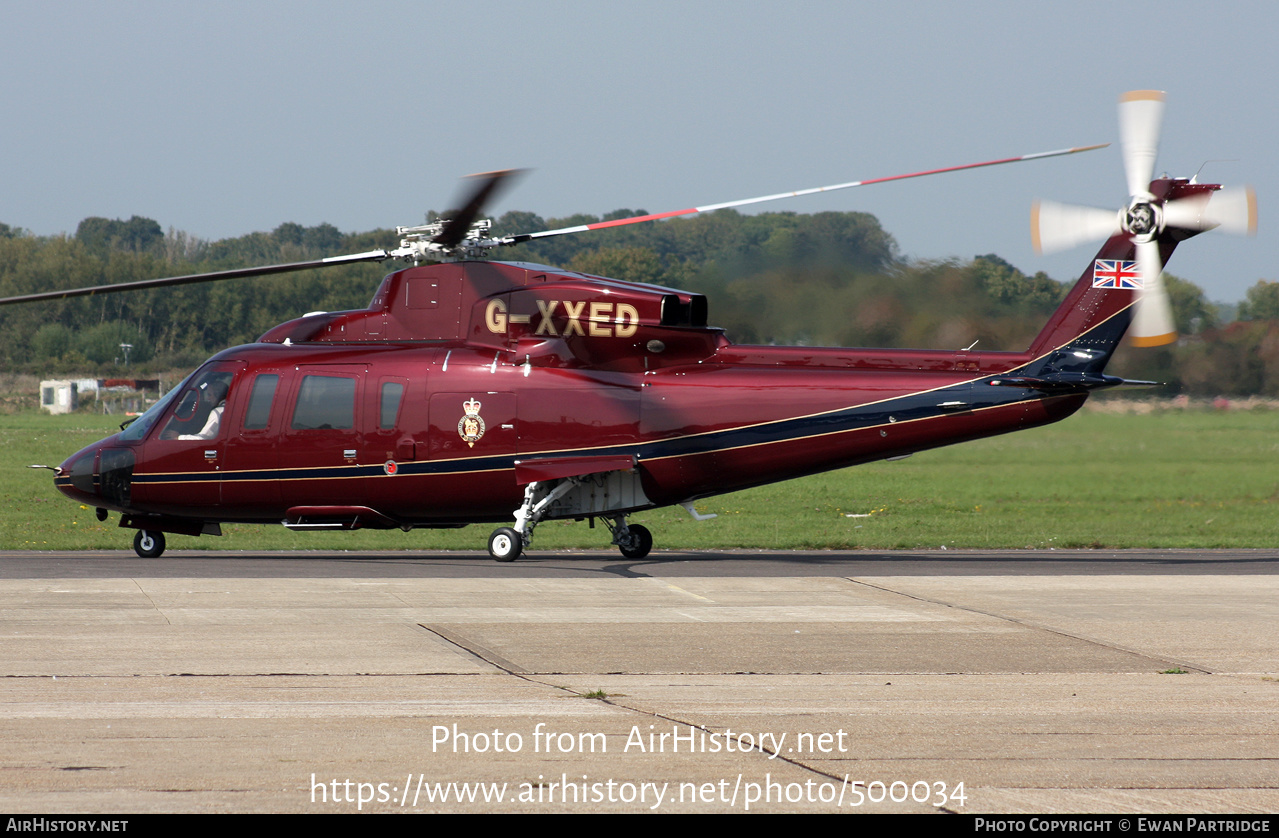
[160,370,235,440]
[119,371,195,441]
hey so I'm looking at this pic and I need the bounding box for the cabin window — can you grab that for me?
[243,374,279,430]
[379,381,404,430]
[291,375,355,430]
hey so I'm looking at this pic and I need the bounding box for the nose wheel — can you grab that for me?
[133,530,166,559]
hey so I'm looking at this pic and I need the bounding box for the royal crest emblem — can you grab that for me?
[457,397,486,447]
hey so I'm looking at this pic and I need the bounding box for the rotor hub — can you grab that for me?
[1123,199,1161,240]
[391,218,500,263]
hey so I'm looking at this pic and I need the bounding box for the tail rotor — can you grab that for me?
[1032,90,1257,346]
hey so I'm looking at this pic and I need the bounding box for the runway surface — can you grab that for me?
[1,549,1276,813]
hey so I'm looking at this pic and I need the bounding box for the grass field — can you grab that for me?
[1,407,1276,552]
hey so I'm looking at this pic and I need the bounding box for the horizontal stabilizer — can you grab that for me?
[988,374,1158,393]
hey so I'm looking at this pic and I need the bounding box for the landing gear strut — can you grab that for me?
[133,530,165,559]
[486,479,655,561]
[487,480,572,562]
[605,518,652,559]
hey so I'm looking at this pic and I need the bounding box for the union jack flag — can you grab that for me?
[1092,259,1142,289]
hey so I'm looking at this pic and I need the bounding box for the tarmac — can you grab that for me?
[1,549,1276,814]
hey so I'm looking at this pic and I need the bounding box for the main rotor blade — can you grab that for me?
[432,169,526,248]
[1119,90,1165,199]
[1031,200,1121,254]
[511,144,1109,245]
[1129,238,1176,347]
[0,250,389,307]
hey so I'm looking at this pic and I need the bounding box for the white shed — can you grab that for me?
[39,380,78,414]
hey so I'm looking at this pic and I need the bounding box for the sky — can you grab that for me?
[1,1,1274,302]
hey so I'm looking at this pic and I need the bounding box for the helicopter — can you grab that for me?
[5,91,1255,562]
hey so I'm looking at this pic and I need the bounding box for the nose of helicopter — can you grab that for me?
[55,447,100,505]
[56,443,137,510]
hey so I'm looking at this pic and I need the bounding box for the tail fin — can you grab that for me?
[1021,236,1151,378]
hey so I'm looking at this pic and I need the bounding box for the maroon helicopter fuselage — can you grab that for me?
[53,180,1208,544]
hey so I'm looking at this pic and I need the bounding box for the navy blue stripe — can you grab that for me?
[132,376,1041,486]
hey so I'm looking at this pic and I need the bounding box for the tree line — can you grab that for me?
[0,210,1276,396]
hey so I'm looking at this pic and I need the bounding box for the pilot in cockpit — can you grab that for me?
[161,375,231,441]
[178,380,229,440]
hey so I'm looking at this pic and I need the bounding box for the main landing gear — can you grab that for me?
[613,522,652,559]
[488,527,522,562]
[133,530,166,559]
[486,479,654,562]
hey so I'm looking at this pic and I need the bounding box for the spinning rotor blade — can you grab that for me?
[0,170,527,307]
[1161,185,1258,235]
[512,144,1108,245]
[1032,90,1257,349]
[0,250,389,307]
[1,145,1110,307]
[1209,185,1260,235]
[1130,238,1176,347]
[1032,200,1120,254]
[1119,90,1165,199]
[432,169,525,248]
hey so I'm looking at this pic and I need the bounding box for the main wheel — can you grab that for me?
[488,527,522,562]
[617,523,653,559]
[134,530,166,559]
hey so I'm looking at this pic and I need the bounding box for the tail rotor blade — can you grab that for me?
[1205,185,1258,235]
[1119,90,1165,199]
[1130,239,1176,347]
[1031,200,1121,254]
[1162,185,1258,235]
[1034,91,1254,351]
[1160,192,1214,231]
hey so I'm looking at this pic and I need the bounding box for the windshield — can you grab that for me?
[118,370,196,442]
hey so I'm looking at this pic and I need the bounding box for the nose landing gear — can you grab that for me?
[133,530,166,559]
